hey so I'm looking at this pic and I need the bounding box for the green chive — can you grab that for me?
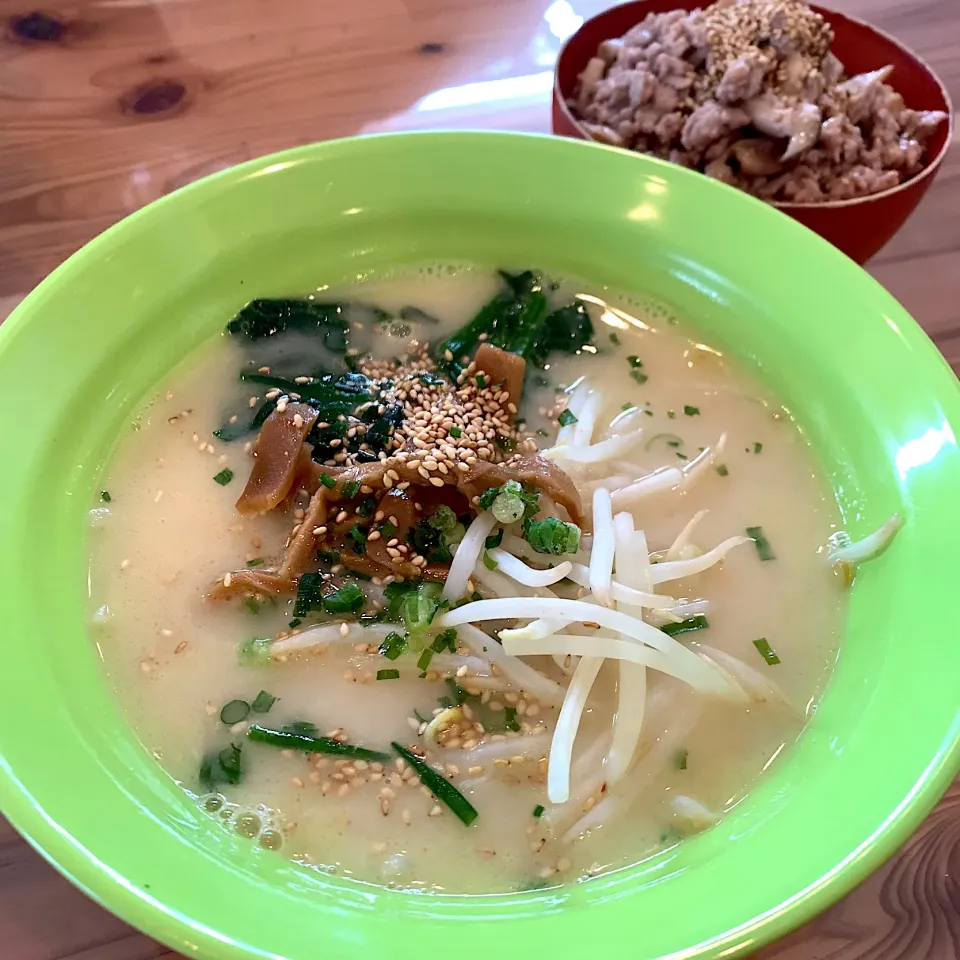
[342,480,361,499]
[319,473,337,489]
[683,405,700,416]
[417,649,433,671]
[431,628,458,653]
[557,409,578,427]
[504,706,520,732]
[323,582,365,614]
[213,468,234,486]
[753,442,763,454]
[377,669,400,681]
[200,743,242,789]
[533,804,545,818]
[100,490,112,503]
[220,699,250,725]
[627,355,642,368]
[379,521,396,539]
[288,618,302,629]
[660,615,709,637]
[378,631,407,661]
[630,370,648,385]
[674,748,688,770]
[716,464,729,477]
[753,638,781,665]
[251,691,277,714]
[449,426,462,438]
[475,374,487,388]
[391,742,478,826]
[347,524,367,556]
[247,724,390,761]
[747,526,775,561]
[245,557,265,567]
[238,637,273,666]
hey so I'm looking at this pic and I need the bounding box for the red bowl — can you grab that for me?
[553,1,953,264]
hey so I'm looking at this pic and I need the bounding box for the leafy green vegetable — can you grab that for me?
[533,804,545,818]
[753,638,781,665]
[391,742,479,826]
[417,649,433,671]
[377,669,400,681]
[557,409,578,428]
[251,691,277,714]
[213,468,234,486]
[100,490,112,503]
[523,516,581,556]
[485,529,504,550]
[449,426,462,438]
[248,724,390,760]
[683,405,700,416]
[226,298,349,351]
[504,706,520,732]
[431,628,458,653]
[659,616,709,637]
[746,526,775,561]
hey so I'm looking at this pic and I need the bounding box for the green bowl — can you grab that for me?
[0,132,958,960]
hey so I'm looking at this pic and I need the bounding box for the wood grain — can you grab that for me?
[0,0,957,957]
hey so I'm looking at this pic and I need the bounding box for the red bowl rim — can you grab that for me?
[552,2,955,211]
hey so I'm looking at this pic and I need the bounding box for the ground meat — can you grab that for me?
[569,0,948,204]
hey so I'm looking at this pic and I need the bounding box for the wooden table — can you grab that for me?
[1,0,957,956]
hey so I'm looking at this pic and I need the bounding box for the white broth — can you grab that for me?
[88,266,844,893]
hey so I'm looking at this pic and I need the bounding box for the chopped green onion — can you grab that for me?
[379,520,397,540]
[417,649,433,671]
[449,426,462,438]
[523,516,581,556]
[557,409,578,427]
[746,526,775,561]
[504,706,520,732]
[403,583,443,636]
[485,529,504,550]
[319,473,337,489]
[378,631,407,661]
[220,699,250,725]
[627,355,642,368]
[324,582,365,615]
[683,405,700,416]
[621,402,633,411]
[753,442,763,454]
[242,596,264,616]
[428,505,457,532]
[475,374,487,388]
[342,480,361,499]
[431,628,458,653]
[293,572,325,616]
[630,370,648,385]
[251,690,277,714]
[667,410,676,419]
[753,638,781,665]
[716,464,729,477]
[248,724,390,761]
[100,490,112,503]
[317,549,340,565]
[377,669,400,681]
[659,615,709,637]
[245,557,265,567]
[200,743,243,789]
[238,637,273,666]
[347,523,368,555]
[645,432,683,452]
[609,332,620,345]
[213,468,234,486]
[674,748,688,770]
[282,721,318,736]
[483,552,498,570]
[533,804,545,818]
[391,742,478,826]
[288,618,302,629]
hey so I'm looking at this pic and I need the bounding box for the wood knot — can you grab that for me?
[9,10,64,42]
[119,79,188,118]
